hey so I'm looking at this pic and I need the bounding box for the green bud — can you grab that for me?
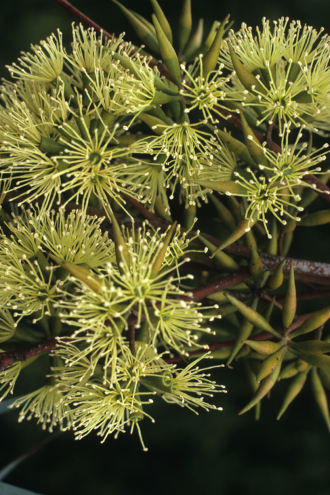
[139,113,165,134]
[290,340,330,354]
[105,205,131,275]
[281,216,297,233]
[210,215,257,254]
[290,306,330,339]
[202,15,230,77]
[182,203,196,230]
[319,368,330,391]
[240,112,267,168]
[182,19,204,60]
[256,346,286,382]
[227,299,258,365]
[47,253,102,293]
[267,258,286,290]
[178,0,192,54]
[197,180,247,196]
[289,349,330,370]
[239,354,283,414]
[263,297,275,324]
[200,21,220,55]
[208,194,236,232]
[150,222,177,278]
[152,15,182,88]
[311,367,330,432]
[277,367,309,419]
[208,125,256,168]
[199,235,240,272]
[113,1,160,53]
[295,358,309,372]
[227,41,265,94]
[209,346,232,359]
[300,210,330,227]
[150,0,173,43]
[282,262,296,331]
[249,245,263,287]
[224,293,282,338]
[281,230,293,257]
[154,197,173,222]
[279,360,300,380]
[140,372,173,395]
[243,339,283,355]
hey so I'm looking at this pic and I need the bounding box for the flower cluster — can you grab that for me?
[1,0,330,452]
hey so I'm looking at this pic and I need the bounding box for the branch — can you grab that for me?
[181,268,251,302]
[122,194,330,285]
[0,339,57,371]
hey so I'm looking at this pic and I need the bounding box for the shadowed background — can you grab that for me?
[0,1,330,494]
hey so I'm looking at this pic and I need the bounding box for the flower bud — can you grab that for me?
[277,367,309,420]
[300,210,330,227]
[227,298,258,365]
[150,222,177,278]
[240,112,268,168]
[152,15,182,88]
[150,0,173,43]
[227,41,265,94]
[256,346,286,382]
[311,367,330,432]
[113,1,160,53]
[47,253,102,293]
[243,339,283,355]
[182,19,204,60]
[199,235,240,272]
[178,0,192,54]
[239,354,283,415]
[282,262,296,330]
[249,246,263,287]
[202,14,230,77]
[208,194,236,232]
[290,306,330,338]
[267,259,286,290]
[224,293,282,338]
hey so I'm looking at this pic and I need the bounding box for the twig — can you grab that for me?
[181,268,251,302]
[52,0,174,81]
[0,339,57,371]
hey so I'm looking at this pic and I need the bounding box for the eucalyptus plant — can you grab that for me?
[1,0,330,453]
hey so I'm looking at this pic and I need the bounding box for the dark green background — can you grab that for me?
[1,1,330,494]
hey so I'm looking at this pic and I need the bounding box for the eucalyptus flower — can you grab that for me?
[233,168,304,237]
[6,30,64,84]
[0,362,22,401]
[258,124,330,195]
[11,384,72,432]
[29,208,116,270]
[162,354,226,413]
[0,254,58,322]
[181,55,231,122]
[0,308,16,343]
[142,121,215,193]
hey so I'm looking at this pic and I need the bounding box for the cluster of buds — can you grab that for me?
[0,0,330,450]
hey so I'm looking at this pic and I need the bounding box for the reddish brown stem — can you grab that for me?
[0,339,57,371]
[52,0,174,81]
[181,268,251,302]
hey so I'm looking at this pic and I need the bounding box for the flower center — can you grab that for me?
[89,152,102,165]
